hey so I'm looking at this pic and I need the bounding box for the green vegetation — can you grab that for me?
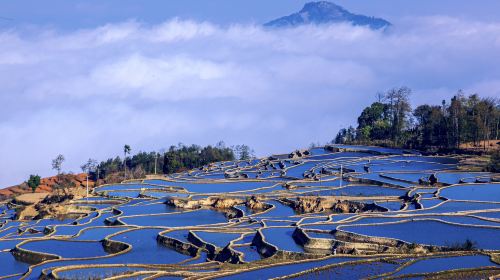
[335,88,500,152]
[95,142,251,181]
[123,145,131,177]
[161,142,235,174]
[447,238,478,251]
[488,148,500,172]
[81,158,98,175]
[26,174,41,193]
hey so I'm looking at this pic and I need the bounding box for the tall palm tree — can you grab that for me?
[123,145,131,178]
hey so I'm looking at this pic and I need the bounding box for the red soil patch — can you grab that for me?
[0,173,95,200]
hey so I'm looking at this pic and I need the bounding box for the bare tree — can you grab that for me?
[81,158,97,198]
[233,144,255,160]
[51,154,65,175]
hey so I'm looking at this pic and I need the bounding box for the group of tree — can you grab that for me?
[51,154,76,195]
[25,142,253,191]
[95,142,254,182]
[335,87,499,154]
[489,148,500,172]
[27,154,77,195]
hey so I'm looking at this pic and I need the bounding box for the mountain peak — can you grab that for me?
[264,1,391,29]
[302,1,345,13]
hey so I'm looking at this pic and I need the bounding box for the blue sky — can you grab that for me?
[1,1,500,187]
[1,0,500,29]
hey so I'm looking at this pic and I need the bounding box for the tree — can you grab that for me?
[81,158,97,197]
[413,105,445,148]
[96,143,238,180]
[27,175,41,193]
[385,87,412,145]
[233,144,255,160]
[475,98,497,150]
[81,158,97,174]
[309,142,322,149]
[154,150,164,175]
[335,89,499,152]
[356,102,390,142]
[448,92,466,148]
[123,144,131,178]
[346,126,356,143]
[488,148,500,172]
[52,154,65,175]
[334,128,347,144]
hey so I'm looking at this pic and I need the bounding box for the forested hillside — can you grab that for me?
[335,87,499,152]
[95,142,253,183]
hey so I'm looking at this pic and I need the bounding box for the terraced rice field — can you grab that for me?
[0,145,499,279]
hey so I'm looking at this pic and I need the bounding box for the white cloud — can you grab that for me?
[89,54,234,100]
[1,17,500,187]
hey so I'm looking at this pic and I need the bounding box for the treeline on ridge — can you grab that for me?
[95,142,254,183]
[335,87,499,153]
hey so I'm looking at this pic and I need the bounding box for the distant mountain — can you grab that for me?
[264,1,391,29]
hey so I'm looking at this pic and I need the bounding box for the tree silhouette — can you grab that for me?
[51,154,65,175]
[27,174,41,193]
[123,144,131,178]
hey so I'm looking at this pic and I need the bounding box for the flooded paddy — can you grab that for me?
[1,145,498,279]
[217,257,356,279]
[340,219,500,250]
[19,239,110,258]
[299,185,407,197]
[0,251,29,278]
[233,245,262,262]
[194,231,242,248]
[260,227,304,253]
[391,254,497,277]
[439,183,500,201]
[287,260,400,279]
[118,209,228,227]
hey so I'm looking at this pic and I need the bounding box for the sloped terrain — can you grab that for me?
[0,145,499,279]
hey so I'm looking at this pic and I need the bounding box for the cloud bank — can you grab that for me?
[1,17,500,187]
